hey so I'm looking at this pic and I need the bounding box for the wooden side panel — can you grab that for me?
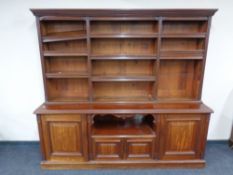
[159,114,209,160]
[41,114,88,162]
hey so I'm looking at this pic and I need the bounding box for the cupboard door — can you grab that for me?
[41,114,88,162]
[92,138,124,160]
[125,138,154,160]
[159,114,209,160]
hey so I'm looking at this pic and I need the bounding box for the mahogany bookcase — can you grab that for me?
[31,9,217,169]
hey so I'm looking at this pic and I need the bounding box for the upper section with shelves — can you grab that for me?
[32,9,216,103]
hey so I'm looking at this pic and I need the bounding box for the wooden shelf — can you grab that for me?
[89,17,158,21]
[93,96,155,102]
[48,97,89,102]
[92,123,155,137]
[91,76,156,82]
[162,17,208,21]
[46,72,88,78]
[161,33,206,38]
[160,50,204,55]
[43,51,88,57]
[90,55,157,60]
[42,31,87,42]
[160,56,203,60]
[90,33,158,38]
[39,16,86,21]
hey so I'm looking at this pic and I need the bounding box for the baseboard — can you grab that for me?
[0,141,39,145]
[207,140,228,144]
[0,140,229,145]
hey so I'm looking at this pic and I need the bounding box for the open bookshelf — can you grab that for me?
[32,9,217,169]
[37,16,211,103]
[39,18,159,103]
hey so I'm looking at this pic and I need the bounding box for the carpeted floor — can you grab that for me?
[0,142,232,175]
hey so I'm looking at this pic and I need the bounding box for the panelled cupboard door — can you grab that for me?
[40,115,88,162]
[92,137,155,160]
[159,114,209,160]
[125,138,155,160]
[92,138,124,160]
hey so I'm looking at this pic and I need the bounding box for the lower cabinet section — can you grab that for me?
[37,113,210,168]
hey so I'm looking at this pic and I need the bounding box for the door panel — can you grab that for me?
[125,138,154,160]
[159,114,209,160]
[41,114,88,162]
[92,138,123,160]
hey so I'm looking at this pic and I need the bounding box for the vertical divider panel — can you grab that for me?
[36,17,48,101]
[153,17,163,99]
[198,17,212,99]
[86,18,93,101]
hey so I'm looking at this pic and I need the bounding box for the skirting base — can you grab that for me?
[41,160,206,169]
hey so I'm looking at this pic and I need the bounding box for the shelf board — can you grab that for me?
[93,96,155,102]
[92,123,155,137]
[162,17,208,21]
[46,72,89,78]
[90,55,157,60]
[161,33,206,38]
[160,56,203,60]
[42,31,87,42]
[48,97,89,102]
[160,50,204,55]
[39,16,86,21]
[90,33,158,38]
[89,17,158,21]
[91,76,156,82]
[44,51,88,57]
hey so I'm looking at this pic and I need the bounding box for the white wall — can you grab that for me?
[0,0,233,141]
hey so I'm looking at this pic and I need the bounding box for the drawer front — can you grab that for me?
[92,138,124,160]
[40,114,88,162]
[125,138,154,160]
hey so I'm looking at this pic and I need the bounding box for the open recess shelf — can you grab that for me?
[92,114,156,138]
